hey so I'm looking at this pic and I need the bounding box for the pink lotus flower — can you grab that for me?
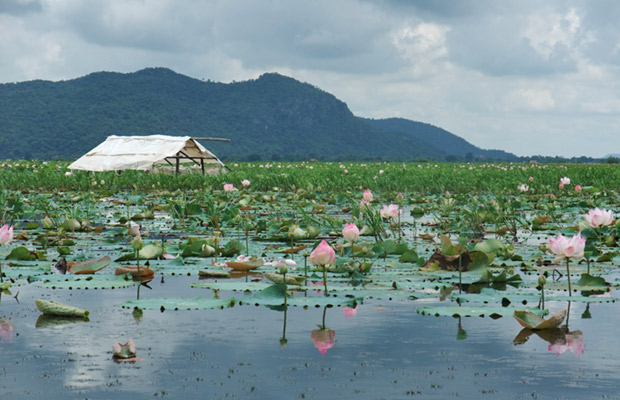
[241,179,250,187]
[342,223,360,243]
[311,328,336,355]
[528,176,534,182]
[309,240,336,266]
[380,204,401,219]
[223,183,235,192]
[362,189,373,202]
[360,199,370,208]
[584,207,613,229]
[560,177,571,186]
[0,224,13,245]
[549,232,585,259]
[575,185,582,192]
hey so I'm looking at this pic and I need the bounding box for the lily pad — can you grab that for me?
[417,305,548,318]
[119,296,237,310]
[31,274,136,289]
[191,281,272,292]
[263,272,307,285]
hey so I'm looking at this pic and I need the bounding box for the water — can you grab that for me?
[0,275,618,400]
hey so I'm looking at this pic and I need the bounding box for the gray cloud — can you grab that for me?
[0,0,42,15]
[1,0,619,157]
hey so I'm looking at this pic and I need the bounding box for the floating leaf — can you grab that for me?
[192,281,272,292]
[417,305,548,318]
[119,296,237,310]
[198,269,231,279]
[263,272,306,285]
[32,274,136,289]
[474,270,522,284]
[242,283,361,308]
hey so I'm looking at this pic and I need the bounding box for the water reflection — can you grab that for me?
[0,318,14,341]
[280,305,288,349]
[35,314,88,329]
[311,306,336,355]
[456,316,467,340]
[513,327,586,358]
[343,305,358,318]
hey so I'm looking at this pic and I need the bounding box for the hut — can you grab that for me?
[68,135,228,174]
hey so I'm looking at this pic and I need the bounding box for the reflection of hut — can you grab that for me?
[69,135,228,174]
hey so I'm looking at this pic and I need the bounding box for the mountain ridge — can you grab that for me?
[0,67,517,161]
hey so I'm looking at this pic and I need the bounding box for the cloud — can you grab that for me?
[1,0,620,157]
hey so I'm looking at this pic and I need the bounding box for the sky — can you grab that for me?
[1,0,620,158]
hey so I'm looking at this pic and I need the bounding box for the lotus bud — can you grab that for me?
[131,232,143,251]
[538,273,547,286]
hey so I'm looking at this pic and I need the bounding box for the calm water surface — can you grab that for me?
[0,275,618,400]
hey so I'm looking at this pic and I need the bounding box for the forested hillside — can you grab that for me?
[0,68,516,161]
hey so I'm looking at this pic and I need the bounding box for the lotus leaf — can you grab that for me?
[69,255,111,274]
[417,305,548,318]
[192,281,272,291]
[35,299,90,319]
[513,309,567,330]
[120,296,237,310]
[32,274,136,289]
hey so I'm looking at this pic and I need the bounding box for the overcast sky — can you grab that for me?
[2,0,619,158]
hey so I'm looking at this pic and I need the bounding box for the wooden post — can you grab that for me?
[201,159,205,175]
[175,156,180,175]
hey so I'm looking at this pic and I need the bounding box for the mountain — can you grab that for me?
[0,67,517,161]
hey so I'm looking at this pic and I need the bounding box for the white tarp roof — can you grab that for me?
[69,135,225,172]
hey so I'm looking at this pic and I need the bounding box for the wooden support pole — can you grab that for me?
[192,137,231,142]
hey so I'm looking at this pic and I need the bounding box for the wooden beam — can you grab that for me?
[177,150,202,166]
[192,137,231,142]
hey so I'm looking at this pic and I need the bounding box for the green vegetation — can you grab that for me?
[2,160,620,193]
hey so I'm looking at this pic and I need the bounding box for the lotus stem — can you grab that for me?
[303,253,309,281]
[566,258,572,297]
[136,249,141,300]
[458,254,463,294]
[283,269,288,308]
[322,266,329,296]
